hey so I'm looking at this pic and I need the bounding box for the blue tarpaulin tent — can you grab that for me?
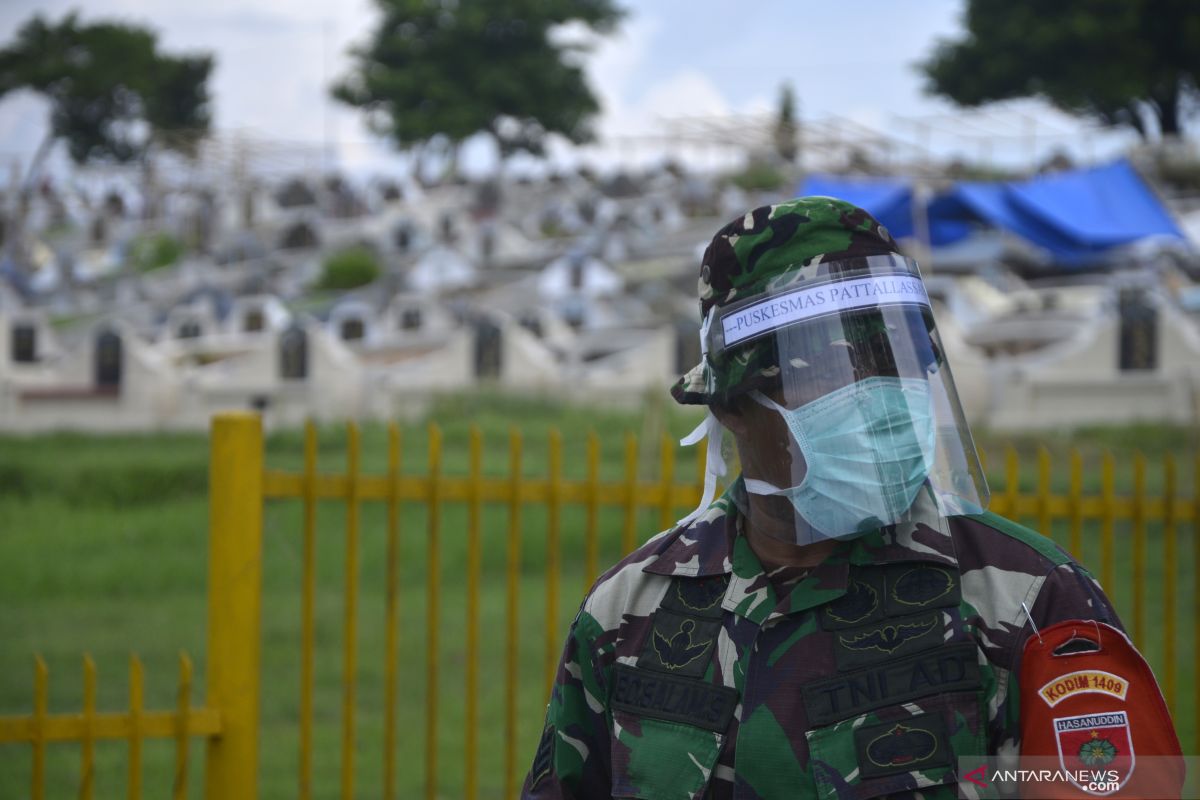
[799,174,916,240]
[798,160,1186,267]
[797,174,980,248]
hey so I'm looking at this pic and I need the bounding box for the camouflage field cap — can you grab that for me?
[671,197,904,406]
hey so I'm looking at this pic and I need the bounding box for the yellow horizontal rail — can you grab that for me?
[263,470,709,508]
[0,709,222,742]
[264,469,1197,521]
[987,493,1195,522]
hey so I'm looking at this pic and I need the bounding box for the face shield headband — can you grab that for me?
[703,254,930,364]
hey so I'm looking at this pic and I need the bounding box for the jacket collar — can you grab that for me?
[644,478,960,624]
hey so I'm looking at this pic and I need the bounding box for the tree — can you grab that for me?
[128,232,184,273]
[317,246,382,290]
[773,82,799,164]
[332,0,623,170]
[0,13,214,173]
[920,0,1200,139]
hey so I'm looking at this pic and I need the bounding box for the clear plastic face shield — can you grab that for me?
[703,254,989,545]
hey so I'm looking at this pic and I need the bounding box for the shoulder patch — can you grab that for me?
[962,511,1071,566]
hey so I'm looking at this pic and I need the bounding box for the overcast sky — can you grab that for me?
[0,0,1137,178]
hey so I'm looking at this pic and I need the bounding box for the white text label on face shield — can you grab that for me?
[720,274,930,347]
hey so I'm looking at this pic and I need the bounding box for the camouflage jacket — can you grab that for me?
[521,479,1125,800]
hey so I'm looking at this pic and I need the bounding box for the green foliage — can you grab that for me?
[316,246,382,290]
[0,12,213,163]
[920,0,1200,139]
[332,0,623,160]
[127,232,184,273]
[728,160,787,192]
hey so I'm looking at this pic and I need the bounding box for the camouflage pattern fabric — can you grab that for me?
[520,480,1124,799]
[672,197,901,406]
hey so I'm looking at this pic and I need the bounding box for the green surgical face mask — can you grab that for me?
[744,376,937,543]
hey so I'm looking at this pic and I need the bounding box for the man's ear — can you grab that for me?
[709,397,750,437]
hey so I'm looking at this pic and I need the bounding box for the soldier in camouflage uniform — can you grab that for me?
[521,198,1143,799]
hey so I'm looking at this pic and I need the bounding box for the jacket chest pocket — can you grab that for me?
[610,710,725,799]
[805,690,986,800]
[608,664,736,799]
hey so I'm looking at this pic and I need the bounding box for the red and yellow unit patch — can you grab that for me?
[1020,620,1183,798]
[1038,670,1128,707]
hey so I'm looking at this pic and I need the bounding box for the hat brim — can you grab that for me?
[670,342,783,407]
[670,361,711,405]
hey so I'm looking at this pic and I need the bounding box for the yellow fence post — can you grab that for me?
[383,423,402,800]
[546,429,563,697]
[1037,447,1051,539]
[504,429,523,800]
[1004,445,1019,520]
[1132,452,1146,650]
[81,655,96,800]
[465,426,482,800]
[658,433,676,532]
[1068,450,1083,558]
[175,653,194,800]
[299,422,317,800]
[1101,452,1116,593]
[622,433,638,555]
[1162,454,1177,718]
[340,422,362,800]
[204,413,264,800]
[32,656,46,800]
[129,655,144,800]
[585,431,600,591]
[424,424,443,800]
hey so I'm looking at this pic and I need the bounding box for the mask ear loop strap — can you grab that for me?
[674,411,727,529]
[675,309,728,529]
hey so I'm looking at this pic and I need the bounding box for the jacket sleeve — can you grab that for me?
[1015,563,1183,796]
[1028,562,1124,631]
[521,608,613,799]
[1002,562,1129,749]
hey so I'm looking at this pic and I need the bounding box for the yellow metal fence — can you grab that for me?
[1,411,1198,799]
[0,655,219,800]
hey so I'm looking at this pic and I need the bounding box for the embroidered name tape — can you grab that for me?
[611,664,738,732]
[1053,711,1129,732]
[803,642,980,726]
[720,274,930,347]
[1039,670,1129,708]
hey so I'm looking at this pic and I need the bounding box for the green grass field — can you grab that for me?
[1,393,1197,798]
